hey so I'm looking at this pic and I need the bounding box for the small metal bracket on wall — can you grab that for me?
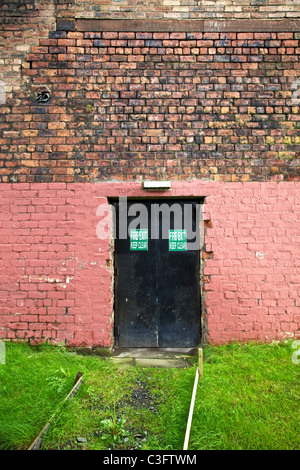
[142,181,171,191]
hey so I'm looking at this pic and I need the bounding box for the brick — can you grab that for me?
[49,31,67,39]
[1,0,300,347]
[57,20,75,32]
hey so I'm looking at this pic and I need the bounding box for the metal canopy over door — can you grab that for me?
[114,199,201,348]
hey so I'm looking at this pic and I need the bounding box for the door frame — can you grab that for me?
[109,197,204,348]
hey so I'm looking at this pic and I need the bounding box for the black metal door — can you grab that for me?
[114,200,200,348]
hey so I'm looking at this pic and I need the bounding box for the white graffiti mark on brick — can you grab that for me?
[291,78,300,106]
[0,80,6,105]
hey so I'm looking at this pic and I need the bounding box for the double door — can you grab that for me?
[114,199,201,348]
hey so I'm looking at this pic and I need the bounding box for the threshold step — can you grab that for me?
[112,347,197,368]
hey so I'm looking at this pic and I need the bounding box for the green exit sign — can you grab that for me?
[130,229,148,251]
[169,230,187,251]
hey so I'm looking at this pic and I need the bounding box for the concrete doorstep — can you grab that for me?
[112,348,197,368]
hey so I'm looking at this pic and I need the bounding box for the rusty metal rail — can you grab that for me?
[28,372,83,450]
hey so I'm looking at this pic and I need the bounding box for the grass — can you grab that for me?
[0,340,299,450]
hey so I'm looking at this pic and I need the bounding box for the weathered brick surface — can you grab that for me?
[0,1,54,100]
[0,29,299,182]
[0,181,299,346]
[0,1,75,100]
[1,1,299,183]
[76,0,300,21]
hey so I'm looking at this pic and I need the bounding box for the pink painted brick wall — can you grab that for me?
[0,183,113,347]
[0,181,299,346]
[202,182,300,343]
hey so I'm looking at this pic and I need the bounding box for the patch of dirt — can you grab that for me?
[119,378,159,413]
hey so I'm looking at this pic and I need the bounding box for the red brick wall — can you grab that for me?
[0,0,57,100]
[0,29,299,183]
[0,181,299,346]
